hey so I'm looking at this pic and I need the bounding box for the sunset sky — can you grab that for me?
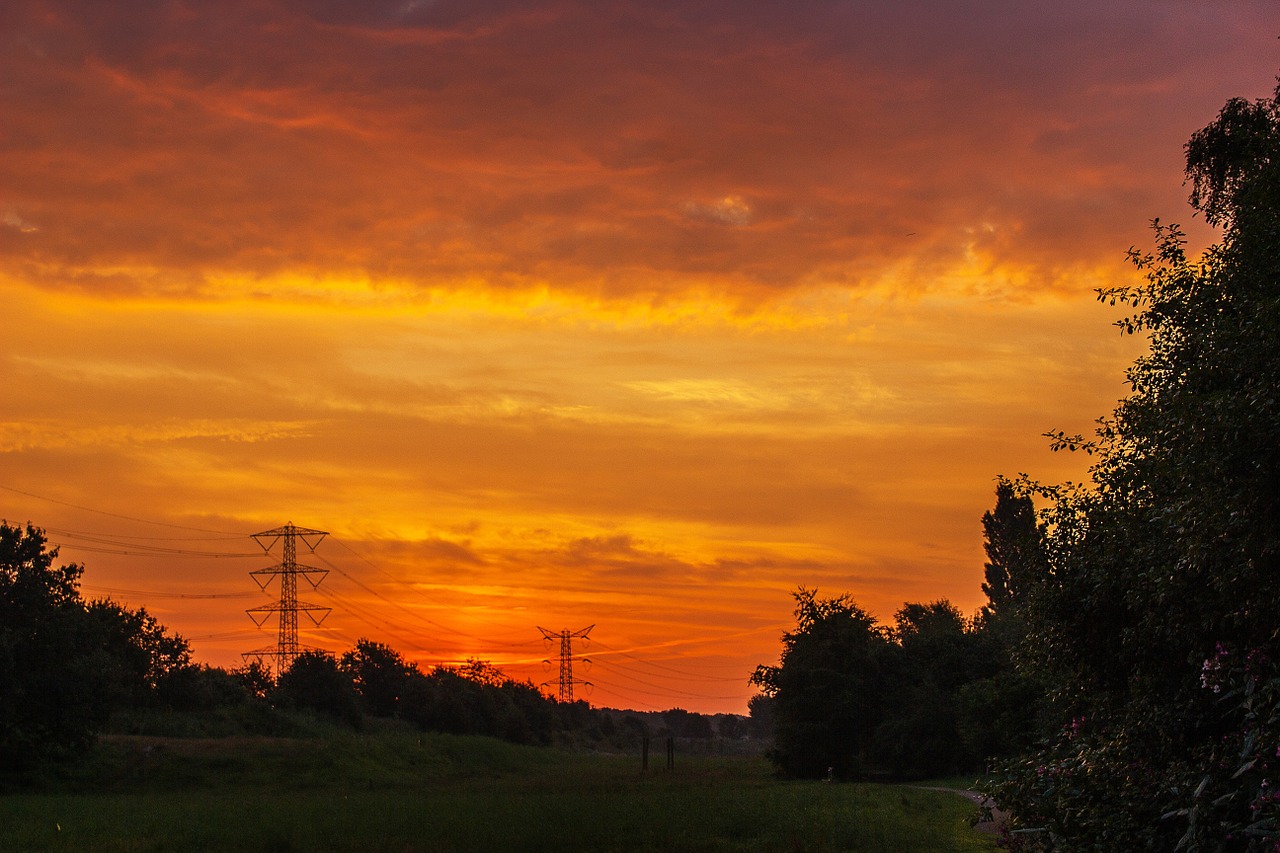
[1,0,1276,714]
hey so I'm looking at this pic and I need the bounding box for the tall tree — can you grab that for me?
[960,484,1052,764]
[989,80,1280,850]
[0,523,105,769]
[750,588,891,778]
[979,480,1044,621]
[0,523,203,771]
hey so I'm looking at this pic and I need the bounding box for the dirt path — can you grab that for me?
[911,786,1008,836]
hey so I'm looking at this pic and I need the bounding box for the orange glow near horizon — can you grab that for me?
[2,0,1276,713]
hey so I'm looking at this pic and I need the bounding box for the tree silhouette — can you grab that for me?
[988,78,1280,848]
[751,588,891,778]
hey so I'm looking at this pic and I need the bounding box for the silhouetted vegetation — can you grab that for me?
[0,523,198,772]
[753,74,1280,850]
[749,576,1041,782]
[0,521,751,786]
[979,79,1280,851]
[748,480,1053,782]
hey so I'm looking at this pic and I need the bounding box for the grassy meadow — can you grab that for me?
[0,728,996,852]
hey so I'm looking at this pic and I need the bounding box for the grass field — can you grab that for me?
[0,730,997,852]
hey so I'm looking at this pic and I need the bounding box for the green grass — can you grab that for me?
[0,731,996,852]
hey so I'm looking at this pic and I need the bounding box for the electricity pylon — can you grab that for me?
[538,624,594,703]
[243,523,331,676]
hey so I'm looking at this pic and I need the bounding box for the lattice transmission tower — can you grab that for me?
[538,624,594,702]
[243,523,331,676]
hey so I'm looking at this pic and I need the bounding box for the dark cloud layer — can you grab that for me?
[3,0,1273,297]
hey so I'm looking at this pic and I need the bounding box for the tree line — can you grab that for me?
[752,77,1280,850]
[0,521,741,781]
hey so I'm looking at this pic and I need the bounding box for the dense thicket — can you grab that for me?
[983,81,1280,850]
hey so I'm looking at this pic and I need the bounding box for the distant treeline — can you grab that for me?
[0,521,748,779]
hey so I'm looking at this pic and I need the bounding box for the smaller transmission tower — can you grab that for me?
[538,624,594,703]
[243,522,331,676]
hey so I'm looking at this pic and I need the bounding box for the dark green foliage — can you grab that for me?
[0,586,107,768]
[154,664,250,713]
[84,599,193,709]
[0,522,194,772]
[232,659,274,699]
[961,482,1054,763]
[664,707,714,739]
[0,521,80,607]
[754,571,1045,781]
[955,668,1045,766]
[401,666,498,736]
[273,651,363,727]
[338,638,416,717]
[751,588,893,778]
[1186,88,1280,230]
[394,663,592,746]
[871,601,991,779]
[986,79,1280,850]
[979,480,1045,622]
[717,713,747,740]
[747,692,776,740]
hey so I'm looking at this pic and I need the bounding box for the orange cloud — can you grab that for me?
[0,0,1274,712]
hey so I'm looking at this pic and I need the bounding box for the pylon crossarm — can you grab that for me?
[249,566,283,589]
[245,605,277,626]
[297,602,332,626]
[294,531,327,551]
[251,524,329,543]
[295,564,329,587]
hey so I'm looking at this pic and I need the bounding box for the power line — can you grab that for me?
[44,526,244,542]
[314,551,536,649]
[50,541,258,558]
[187,629,268,641]
[589,677,749,706]
[82,584,262,600]
[589,640,750,683]
[311,586,428,654]
[326,535,535,637]
[5,489,764,710]
[587,663,751,702]
[0,483,240,534]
